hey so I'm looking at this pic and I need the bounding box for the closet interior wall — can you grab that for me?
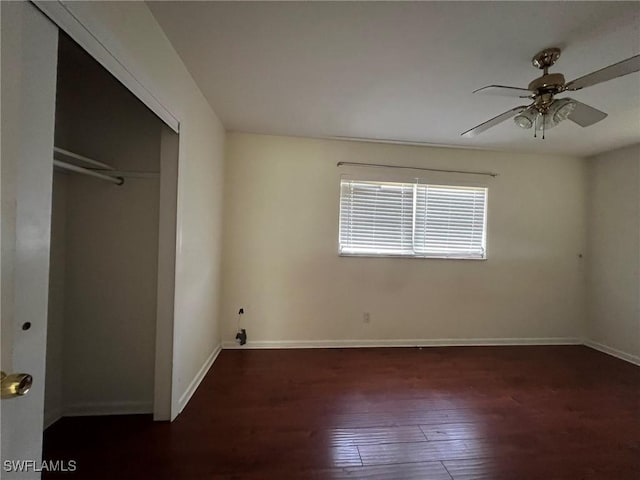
[45,34,167,426]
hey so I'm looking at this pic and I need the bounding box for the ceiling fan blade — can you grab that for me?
[566,54,640,91]
[461,105,529,137]
[566,99,608,127]
[473,85,533,98]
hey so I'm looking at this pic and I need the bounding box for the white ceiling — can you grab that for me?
[149,1,640,157]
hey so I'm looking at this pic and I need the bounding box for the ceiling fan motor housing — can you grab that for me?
[528,73,566,96]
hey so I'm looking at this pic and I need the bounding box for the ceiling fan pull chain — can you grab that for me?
[542,113,546,140]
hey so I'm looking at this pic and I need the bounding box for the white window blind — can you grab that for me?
[339,179,487,259]
[340,181,414,255]
[414,184,487,258]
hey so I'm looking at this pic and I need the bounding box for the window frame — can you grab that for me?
[338,175,489,260]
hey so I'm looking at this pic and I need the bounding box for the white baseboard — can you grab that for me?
[222,337,582,350]
[178,343,222,413]
[49,344,223,422]
[584,339,640,366]
[63,401,153,417]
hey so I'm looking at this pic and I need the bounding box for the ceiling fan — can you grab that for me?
[461,47,640,138]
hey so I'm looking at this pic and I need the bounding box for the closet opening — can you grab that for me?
[44,33,178,429]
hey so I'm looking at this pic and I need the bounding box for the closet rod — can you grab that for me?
[54,160,124,185]
[336,161,499,178]
[53,147,114,170]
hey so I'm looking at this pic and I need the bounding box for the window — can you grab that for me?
[339,179,487,259]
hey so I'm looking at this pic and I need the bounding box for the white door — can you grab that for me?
[1,2,59,478]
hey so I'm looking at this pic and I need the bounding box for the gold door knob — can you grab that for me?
[1,371,33,399]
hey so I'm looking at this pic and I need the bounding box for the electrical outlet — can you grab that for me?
[363,312,370,324]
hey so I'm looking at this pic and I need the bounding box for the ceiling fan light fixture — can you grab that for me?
[536,112,558,131]
[514,108,535,129]
[526,99,577,132]
[551,98,576,124]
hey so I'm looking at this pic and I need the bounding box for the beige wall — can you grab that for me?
[586,144,640,361]
[52,1,227,417]
[221,133,587,345]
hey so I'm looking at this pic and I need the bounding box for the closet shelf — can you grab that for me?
[54,160,124,185]
[53,146,123,185]
[53,146,160,185]
[54,146,114,170]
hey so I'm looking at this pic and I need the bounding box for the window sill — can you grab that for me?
[339,253,487,261]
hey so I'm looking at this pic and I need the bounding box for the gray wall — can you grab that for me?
[45,173,68,426]
[586,144,640,361]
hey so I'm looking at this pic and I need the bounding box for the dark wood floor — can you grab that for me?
[44,346,640,479]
